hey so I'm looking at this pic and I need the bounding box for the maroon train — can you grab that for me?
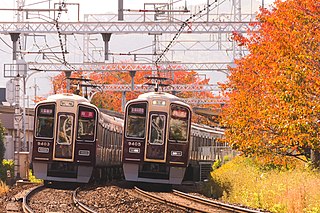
[122,91,192,184]
[32,93,123,184]
[32,93,227,185]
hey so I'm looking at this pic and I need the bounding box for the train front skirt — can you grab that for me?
[33,162,93,183]
[123,163,186,184]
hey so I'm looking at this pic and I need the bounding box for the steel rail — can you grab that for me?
[73,187,97,213]
[22,185,45,213]
[134,186,206,212]
[173,189,266,213]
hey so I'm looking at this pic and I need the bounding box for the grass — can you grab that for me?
[209,156,320,213]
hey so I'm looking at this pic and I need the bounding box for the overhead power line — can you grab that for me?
[155,0,219,67]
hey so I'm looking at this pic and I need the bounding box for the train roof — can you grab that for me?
[138,92,180,100]
[191,123,225,135]
[37,93,90,105]
[130,92,189,107]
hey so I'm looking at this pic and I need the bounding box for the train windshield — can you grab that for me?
[35,104,55,138]
[149,114,166,145]
[77,106,96,141]
[57,113,74,145]
[126,103,147,138]
[169,105,190,142]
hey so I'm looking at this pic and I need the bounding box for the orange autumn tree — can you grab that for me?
[221,0,320,166]
[51,64,219,125]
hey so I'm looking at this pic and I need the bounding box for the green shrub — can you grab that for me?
[28,170,42,183]
[212,159,222,170]
[0,160,14,182]
[0,123,5,162]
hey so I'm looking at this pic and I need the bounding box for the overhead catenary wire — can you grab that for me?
[0,37,13,49]
[54,1,76,72]
[23,7,78,69]
[55,1,66,64]
[0,37,12,54]
[155,0,219,70]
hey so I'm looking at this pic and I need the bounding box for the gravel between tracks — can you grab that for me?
[29,187,82,213]
[77,182,184,213]
[0,182,38,213]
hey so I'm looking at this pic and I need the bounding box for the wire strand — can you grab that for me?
[155,0,220,69]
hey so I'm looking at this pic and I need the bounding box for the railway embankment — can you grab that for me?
[2,156,319,212]
[207,156,320,213]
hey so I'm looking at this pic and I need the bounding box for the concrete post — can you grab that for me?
[101,33,112,61]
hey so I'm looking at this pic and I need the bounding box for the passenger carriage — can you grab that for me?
[32,93,123,184]
[122,92,192,184]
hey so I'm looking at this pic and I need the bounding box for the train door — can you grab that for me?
[53,113,75,161]
[145,112,167,162]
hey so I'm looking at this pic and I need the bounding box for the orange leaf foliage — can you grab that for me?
[50,64,220,126]
[221,0,320,165]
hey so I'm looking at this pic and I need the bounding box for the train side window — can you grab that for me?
[169,105,190,142]
[107,129,111,148]
[57,113,74,145]
[35,104,55,138]
[126,103,147,139]
[77,106,97,142]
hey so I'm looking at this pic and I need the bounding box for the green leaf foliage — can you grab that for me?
[0,123,5,162]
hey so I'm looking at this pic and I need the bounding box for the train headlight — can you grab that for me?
[129,147,140,154]
[171,151,182,157]
[152,100,166,106]
[60,100,74,107]
[79,150,90,156]
[38,147,49,153]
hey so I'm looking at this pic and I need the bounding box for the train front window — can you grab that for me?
[36,104,55,138]
[149,114,166,145]
[57,114,74,145]
[169,105,190,142]
[77,106,96,141]
[126,103,147,139]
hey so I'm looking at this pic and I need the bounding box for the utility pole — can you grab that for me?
[12,0,26,180]
[233,0,242,59]
[118,0,124,21]
[10,32,21,180]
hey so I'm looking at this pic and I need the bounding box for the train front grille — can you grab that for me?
[138,163,169,179]
[47,162,78,178]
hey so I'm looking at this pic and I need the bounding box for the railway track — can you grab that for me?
[22,184,91,213]
[134,186,265,213]
[22,185,45,213]
[22,183,266,212]
[73,187,97,213]
[172,189,264,213]
[22,183,182,212]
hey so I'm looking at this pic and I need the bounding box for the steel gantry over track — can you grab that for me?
[98,84,220,92]
[2,0,259,96]
[87,83,228,105]
[25,62,231,73]
[0,20,257,34]
[1,0,259,74]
